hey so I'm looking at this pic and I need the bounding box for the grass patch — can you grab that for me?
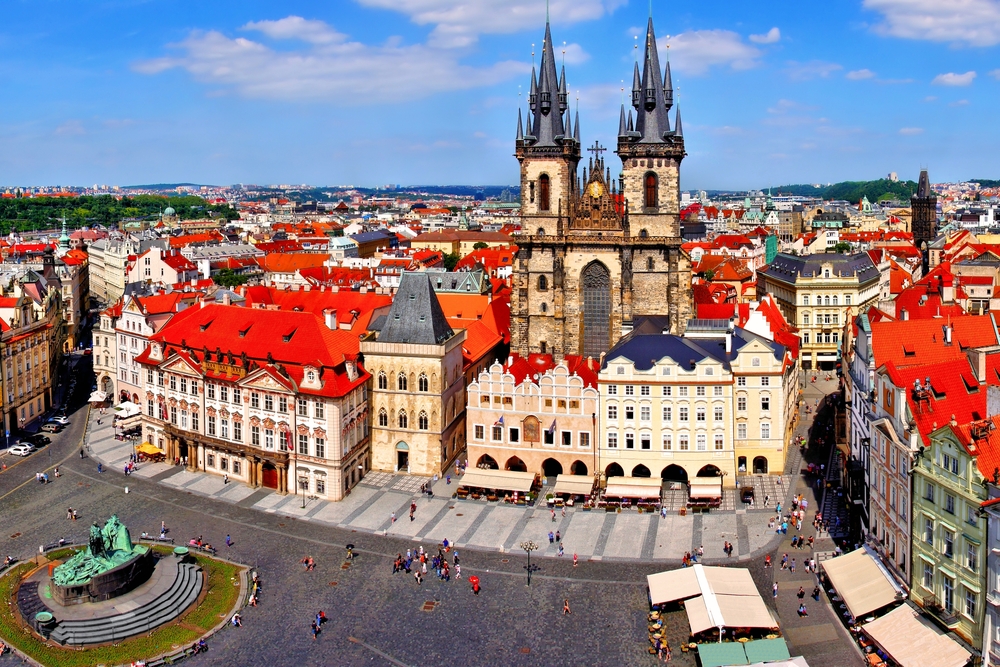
[0,547,245,667]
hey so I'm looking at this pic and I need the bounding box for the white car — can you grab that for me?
[47,416,68,425]
[9,444,36,456]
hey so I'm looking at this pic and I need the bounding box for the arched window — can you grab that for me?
[418,374,428,392]
[378,409,388,427]
[639,229,649,238]
[398,410,408,429]
[644,173,658,208]
[824,295,831,306]
[538,274,548,291]
[646,257,654,270]
[418,411,428,430]
[832,295,839,305]
[397,373,407,391]
[377,371,387,390]
[539,174,551,211]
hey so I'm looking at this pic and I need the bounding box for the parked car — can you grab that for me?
[40,423,62,433]
[83,348,92,355]
[9,444,36,456]
[25,434,50,446]
[47,416,68,425]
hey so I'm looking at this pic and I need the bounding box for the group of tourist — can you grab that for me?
[392,544,461,585]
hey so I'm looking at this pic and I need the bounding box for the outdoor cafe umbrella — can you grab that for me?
[88,390,107,403]
[468,576,480,585]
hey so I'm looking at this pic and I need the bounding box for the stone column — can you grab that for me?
[187,441,198,472]
[277,464,287,494]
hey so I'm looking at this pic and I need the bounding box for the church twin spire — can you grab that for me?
[518,21,580,150]
[620,17,681,144]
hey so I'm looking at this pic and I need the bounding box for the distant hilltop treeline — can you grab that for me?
[770,179,919,203]
[0,194,237,232]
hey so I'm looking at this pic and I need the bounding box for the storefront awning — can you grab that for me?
[137,442,162,456]
[685,593,778,635]
[689,477,723,498]
[822,547,901,619]
[114,401,141,418]
[604,476,661,499]
[863,605,971,667]
[551,474,594,496]
[742,638,791,664]
[458,469,536,493]
[88,390,107,403]
[648,564,759,605]
[117,415,142,430]
[697,641,749,667]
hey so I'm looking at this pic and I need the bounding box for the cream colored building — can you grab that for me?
[758,253,881,370]
[362,273,466,476]
[465,357,599,478]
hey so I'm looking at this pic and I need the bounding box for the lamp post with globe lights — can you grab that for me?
[520,540,540,586]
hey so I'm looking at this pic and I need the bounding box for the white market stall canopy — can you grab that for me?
[648,565,759,605]
[552,475,594,496]
[648,564,776,634]
[822,547,901,619]
[685,592,778,635]
[604,476,662,499]
[458,469,536,493]
[689,477,723,499]
[114,402,141,419]
[863,605,971,667]
[88,390,107,403]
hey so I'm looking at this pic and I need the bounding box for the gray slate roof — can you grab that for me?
[761,252,879,284]
[377,272,454,345]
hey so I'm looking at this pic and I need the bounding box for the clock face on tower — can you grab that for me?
[588,181,604,199]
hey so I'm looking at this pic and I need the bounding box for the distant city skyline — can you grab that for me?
[2,1,999,189]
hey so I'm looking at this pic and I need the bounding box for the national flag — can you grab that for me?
[547,420,556,436]
[494,416,504,427]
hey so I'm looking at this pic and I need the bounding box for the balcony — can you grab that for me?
[919,595,960,627]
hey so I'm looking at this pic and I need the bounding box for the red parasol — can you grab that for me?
[468,575,480,585]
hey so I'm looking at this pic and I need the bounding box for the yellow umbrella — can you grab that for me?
[137,442,162,456]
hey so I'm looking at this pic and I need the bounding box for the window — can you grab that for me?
[696,386,706,397]
[760,377,769,387]
[378,409,388,427]
[713,386,723,397]
[278,397,288,414]
[179,378,187,393]
[625,385,635,396]
[640,406,650,421]
[737,423,747,439]
[803,333,810,344]
[297,398,308,416]
[418,412,428,430]
[761,423,770,439]
[220,386,228,402]
[803,295,810,306]
[314,401,324,419]
[944,530,954,558]
[147,369,154,385]
[662,406,671,421]
[170,406,177,424]
[922,562,933,589]
[233,388,240,403]
[208,415,216,436]
[607,432,618,448]
[925,518,934,545]
[761,396,770,411]
[679,387,689,397]
[925,482,935,502]
[315,438,325,458]
[537,275,548,291]
[803,313,810,326]
[251,392,259,408]
[714,406,723,421]
[943,577,954,613]
[252,425,260,446]
[965,589,977,618]
[662,434,672,450]
[563,431,573,447]
[191,381,198,395]
[644,172,658,208]
[220,419,229,439]
[608,385,617,396]
[207,383,215,399]
[264,394,273,411]
[298,434,308,455]
[418,374,428,392]
[737,377,746,387]
[398,411,408,429]
[714,434,724,450]
[192,412,198,431]
[608,404,618,420]
[968,506,978,526]
[265,429,274,449]
[169,375,176,390]
[751,357,761,367]
[967,543,978,572]
[945,494,955,514]
[147,399,154,417]
[696,434,707,451]
[662,386,672,396]
[679,434,689,450]
[679,406,689,422]
[509,428,520,443]
[538,174,550,211]
[180,410,189,428]
[579,432,590,448]
[640,385,650,396]
[377,372,387,390]
[219,457,227,472]
[474,424,485,440]
[696,407,706,422]
[625,405,634,421]
[845,295,852,305]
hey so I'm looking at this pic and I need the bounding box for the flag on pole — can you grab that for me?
[494,416,504,427]
[547,420,556,436]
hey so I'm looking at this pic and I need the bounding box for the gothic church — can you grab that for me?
[510,16,692,360]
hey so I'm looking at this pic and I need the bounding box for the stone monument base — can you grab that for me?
[51,547,154,606]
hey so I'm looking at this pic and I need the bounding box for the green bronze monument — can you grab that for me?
[51,515,154,605]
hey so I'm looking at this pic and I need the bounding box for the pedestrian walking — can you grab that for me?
[812,586,821,601]
[772,582,778,599]
[551,509,556,522]
[563,599,571,615]
[391,512,396,524]
[555,530,561,542]
[226,534,232,548]
[558,544,564,557]
[573,553,578,567]
[455,563,461,579]
[311,620,319,640]
[790,558,796,573]
[548,531,554,544]
[561,506,566,518]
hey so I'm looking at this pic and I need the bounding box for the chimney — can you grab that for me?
[221,291,231,306]
[969,348,987,383]
[725,333,732,354]
[323,308,337,330]
[901,308,908,321]
[944,324,953,345]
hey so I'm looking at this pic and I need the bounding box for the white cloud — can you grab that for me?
[664,30,762,75]
[357,0,625,48]
[990,69,1000,79]
[932,71,977,86]
[561,43,590,65]
[133,17,527,103]
[846,68,876,80]
[786,60,843,81]
[899,127,924,135]
[749,27,781,44]
[864,0,1000,47]
[950,99,971,106]
[924,95,938,101]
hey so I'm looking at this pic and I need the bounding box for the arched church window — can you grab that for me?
[398,411,408,429]
[539,174,551,212]
[377,371,387,390]
[397,373,408,391]
[639,229,649,238]
[418,374,428,392]
[647,257,654,270]
[378,409,388,427]
[538,275,548,291]
[644,173,658,208]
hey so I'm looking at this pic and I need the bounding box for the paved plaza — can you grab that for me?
[0,370,863,666]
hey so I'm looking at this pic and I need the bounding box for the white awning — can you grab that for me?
[552,475,594,496]
[604,476,662,499]
[863,605,971,667]
[458,469,536,493]
[88,390,107,403]
[114,401,141,418]
[822,547,901,619]
[689,477,723,499]
[648,564,759,605]
[685,593,778,634]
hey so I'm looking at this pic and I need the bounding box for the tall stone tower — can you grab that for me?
[510,16,692,361]
[911,169,937,249]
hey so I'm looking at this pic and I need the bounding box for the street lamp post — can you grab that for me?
[519,540,539,586]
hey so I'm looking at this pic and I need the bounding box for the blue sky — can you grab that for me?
[2,0,999,190]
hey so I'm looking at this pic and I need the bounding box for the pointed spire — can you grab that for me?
[631,62,641,109]
[627,109,634,132]
[632,16,672,143]
[529,66,538,111]
[618,104,627,137]
[528,20,566,146]
[663,61,674,109]
[516,108,524,141]
[674,104,683,138]
[574,108,580,142]
[563,109,572,139]
[558,64,568,112]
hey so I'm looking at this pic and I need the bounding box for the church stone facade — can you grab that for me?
[510,17,692,362]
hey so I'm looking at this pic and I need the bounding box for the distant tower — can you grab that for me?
[911,169,937,248]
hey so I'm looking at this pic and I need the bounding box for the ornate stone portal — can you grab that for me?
[50,515,154,605]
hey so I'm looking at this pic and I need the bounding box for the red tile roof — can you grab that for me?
[870,315,997,369]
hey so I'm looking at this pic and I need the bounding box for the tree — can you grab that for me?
[212,269,249,288]
[703,269,715,281]
[473,241,489,250]
[832,242,852,254]
[442,252,461,271]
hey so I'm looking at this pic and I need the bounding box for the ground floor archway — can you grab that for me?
[476,454,499,470]
[541,458,563,477]
[605,462,624,478]
[697,464,722,477]
[261,462,278,489]
[570,460,589,476]
[100,375,114,395]
[632,464,651,478]
[661,464,688,482]
[753,456,769,474]
[395,442,409,473]
[505,456,527,472]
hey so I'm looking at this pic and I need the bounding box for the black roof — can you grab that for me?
[761,252,879,284]
[376,273,455,345]
[603,327,785,372]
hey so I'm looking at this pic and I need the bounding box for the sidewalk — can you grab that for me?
[86,408,797,564]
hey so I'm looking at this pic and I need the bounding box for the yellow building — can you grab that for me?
[409,231,513,257]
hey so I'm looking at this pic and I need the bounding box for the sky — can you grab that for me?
[2,0,1000,190]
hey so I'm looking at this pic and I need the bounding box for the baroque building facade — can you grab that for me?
[510,17,692,361]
